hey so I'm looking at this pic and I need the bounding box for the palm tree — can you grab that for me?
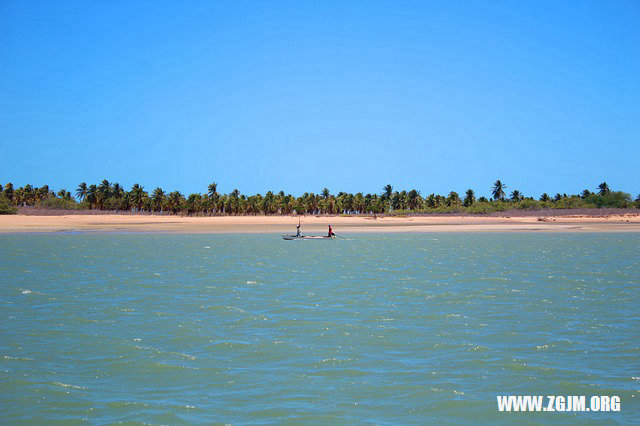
[4,183,14,202]
[98,179,112,198]
[381,184,393,212]
[597,182,610,195]
[206,182,219,214]
[321,188,330,199]
[407,189,421,210]
[167,191,184,214]
[425,193,436,208]
[354,192,365,214]
[246,195,261,215]
[383,184,393,199]
[207,182,218,198]
[581,189,591,198]
[56,189,71,200]
[13,187,24,206]
[130,184,146,211]
[36,185,50,202]
[113,183,124,199]
[463,189,475,207]
[186,193,203,215]
[86,184,98,209]
[491,180,506,200]
[446,191,460,206]
[121,192,132,212]
[540,193,550,202]
[151,188,165,212]
[510,190,522,202]
[263,191,275,215]
[229,189,241,214]
[76,182,87,201]
[390,191,399,210]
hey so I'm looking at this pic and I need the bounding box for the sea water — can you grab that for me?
[1,233,638,423]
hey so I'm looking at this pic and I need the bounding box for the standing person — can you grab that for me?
[296,222,301,237]
[328,225,334,237]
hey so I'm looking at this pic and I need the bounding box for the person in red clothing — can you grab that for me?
[328,225,334,237]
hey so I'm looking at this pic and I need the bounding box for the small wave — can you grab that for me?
[133,344,197,361]
[20,289,45,295]
[536,344,553,350]
[53,381,86,390]
[316,357,352,364]
[208,341,252,349]
[3,355,33,361]
[154,362,199,370]
[106,401,149,409]
[246,280,257,284]
[469,345,487,352]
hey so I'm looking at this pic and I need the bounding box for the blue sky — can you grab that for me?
[1,0,638,198]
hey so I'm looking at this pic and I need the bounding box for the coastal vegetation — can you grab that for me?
[1,180,638,216]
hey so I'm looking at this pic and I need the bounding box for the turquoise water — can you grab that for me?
[1,233,639,424]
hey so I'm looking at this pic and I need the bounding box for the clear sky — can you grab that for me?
[1,0,638,198]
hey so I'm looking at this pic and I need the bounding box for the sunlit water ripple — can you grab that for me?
[1,233,639,423]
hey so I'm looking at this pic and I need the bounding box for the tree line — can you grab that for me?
[0,180,638,215]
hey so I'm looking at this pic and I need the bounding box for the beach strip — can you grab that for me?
[1,214,640,233]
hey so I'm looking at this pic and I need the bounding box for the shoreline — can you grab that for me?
[1,213,640,233]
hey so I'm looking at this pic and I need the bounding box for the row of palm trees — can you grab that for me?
[1,180,637,215]
[0,183,73,206]
[72,181,389,214]
[488,180,614,202]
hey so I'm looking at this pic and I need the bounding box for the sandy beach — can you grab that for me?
[1,213,640,233]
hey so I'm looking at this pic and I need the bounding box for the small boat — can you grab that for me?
[282,235,336,240]
[283,219,337,240]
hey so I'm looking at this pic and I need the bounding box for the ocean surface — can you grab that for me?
[1,233,638,424]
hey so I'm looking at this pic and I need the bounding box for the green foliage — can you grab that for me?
[554,195,589,209]
[35,197,79,210]
[515,198,543,210]
[584,191,631,208]
[465,202,495,214]
[446,191,461,206]
[1,179,637,216]
[463,189,475,207]
[432,205,465,213]
[0,198,17,214]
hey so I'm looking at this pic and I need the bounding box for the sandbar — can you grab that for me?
[1,213,640,233]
